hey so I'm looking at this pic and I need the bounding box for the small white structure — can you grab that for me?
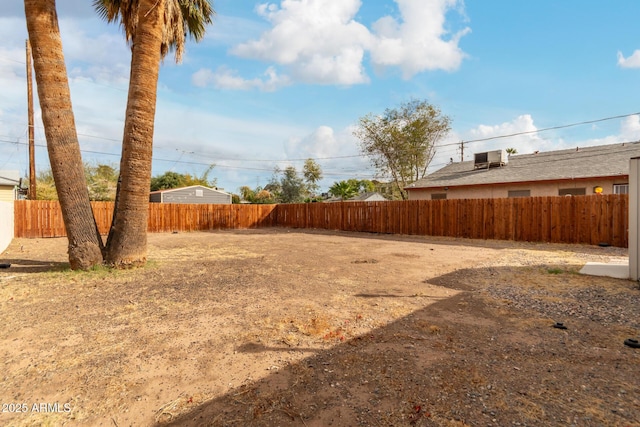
[580,156,639,281]
[630,157,640,281]
[150,185,232,204]
[0,201,13,254]
[0,170,19,254]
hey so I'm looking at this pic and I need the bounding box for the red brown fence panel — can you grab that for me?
[268,195,628,247]
[14,201,277,238]
[14,195,629,247]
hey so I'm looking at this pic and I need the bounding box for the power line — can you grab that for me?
[441,112,640,147]
[0,139,371,177]
[77,132,121,142]
[0,120,366,162]
[0,56,26,66]
[3,110,639,178]
[6,110,638,163]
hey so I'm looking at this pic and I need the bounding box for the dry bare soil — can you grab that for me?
[0,229,639,427]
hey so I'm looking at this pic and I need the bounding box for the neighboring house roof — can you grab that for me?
[149,185,229,195]
[324,192,387,202]
[351,192,387,202]
[0,170,20,186]
[323,196,343,203]
[408,142,640,190]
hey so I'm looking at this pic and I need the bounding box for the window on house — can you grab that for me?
[431,193,447,200]
[559,188,586,196]
[508,190,530,198]
[613,184,629,195]
[195,189,204,197]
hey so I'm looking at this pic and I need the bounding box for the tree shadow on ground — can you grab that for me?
[237,342,322,354]
[354,293,449,300]
[157,293,470,426]
[155,265,639,427]
[0,258,68,273]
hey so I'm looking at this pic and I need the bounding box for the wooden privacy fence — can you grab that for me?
[276,195,628,247]
[13,201,277,238]
[13,195,629,247]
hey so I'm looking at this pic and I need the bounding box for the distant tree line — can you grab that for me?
[36,163,119,201]
[150,165,217,191]
[34,163,218,201]
[238,159,323,204]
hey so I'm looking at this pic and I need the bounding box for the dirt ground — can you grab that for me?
[0,228,639,427]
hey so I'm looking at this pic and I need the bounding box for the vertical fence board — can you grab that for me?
[574,196,586,244]
[611,194,626,248]
[493,199,504,241]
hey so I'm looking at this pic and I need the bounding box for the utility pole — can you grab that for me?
[459,140,464,162]
[26,39,36,200]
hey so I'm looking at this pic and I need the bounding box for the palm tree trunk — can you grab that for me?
[24,0,104,270]
[105,0,164,267]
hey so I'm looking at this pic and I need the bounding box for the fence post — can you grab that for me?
[629,157,640,280]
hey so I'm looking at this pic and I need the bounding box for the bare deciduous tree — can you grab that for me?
[354,99,451,199]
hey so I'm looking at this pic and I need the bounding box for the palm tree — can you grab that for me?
[94,0,214,266]
[24,0,104,270]
[329,181,358,201]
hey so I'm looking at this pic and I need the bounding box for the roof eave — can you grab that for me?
[406,174,629,191]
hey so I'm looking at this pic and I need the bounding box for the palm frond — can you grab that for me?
[94,0,215,62]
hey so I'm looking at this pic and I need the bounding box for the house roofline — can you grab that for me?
[149,185,227,194]
[0,174,20,185]
[406,174,629,191]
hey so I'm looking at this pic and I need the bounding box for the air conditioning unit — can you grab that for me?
[474,149,507,169]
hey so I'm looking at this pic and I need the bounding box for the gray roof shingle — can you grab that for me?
[408,142,640,189]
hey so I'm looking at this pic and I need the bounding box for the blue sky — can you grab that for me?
[1,0,639,193]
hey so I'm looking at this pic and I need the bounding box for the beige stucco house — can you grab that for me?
[0,170,20,202]
[406,142,640,200]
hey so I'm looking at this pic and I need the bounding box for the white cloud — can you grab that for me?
[469,114,541,140]
[617,50,640,68]
[192,66,291,91]
[539,114,640,150]
[285,125,340,159]
[231,0,371,85]
[369,0,470,78]
[463,115,554,157]
[282,125,373,183]
[619,114,640,140]
[225,0,469,87]
[428,115,549,171]
[151,96,309,158]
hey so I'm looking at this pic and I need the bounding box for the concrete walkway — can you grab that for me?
[579,260,630,280]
